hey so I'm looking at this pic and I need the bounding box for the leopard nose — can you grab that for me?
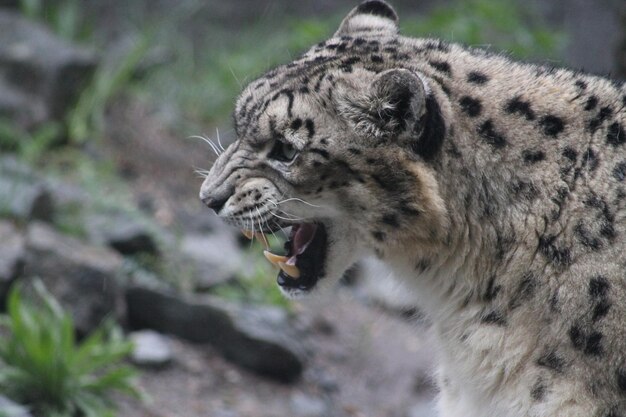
[201,194,229,213]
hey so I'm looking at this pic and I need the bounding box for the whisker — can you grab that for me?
[216,127,226,152]
[275,197,323,208]
[188,134,221,156]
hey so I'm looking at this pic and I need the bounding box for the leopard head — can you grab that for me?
[199,0,450,298]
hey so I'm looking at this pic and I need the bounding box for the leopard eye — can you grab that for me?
[268,139,298,163]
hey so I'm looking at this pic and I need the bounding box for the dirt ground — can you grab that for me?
[103,99,439,417]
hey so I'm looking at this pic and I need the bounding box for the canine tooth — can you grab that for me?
[278,262,301,278]
[255,232,269,248]
[263,250,288,265]
[242,230,254,240]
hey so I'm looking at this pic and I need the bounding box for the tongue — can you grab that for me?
[293,223,318,256]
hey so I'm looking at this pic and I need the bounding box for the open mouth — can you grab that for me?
[243,223,328,292]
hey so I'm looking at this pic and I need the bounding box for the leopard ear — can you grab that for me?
[335,0,399,37]
[339,69,427,141]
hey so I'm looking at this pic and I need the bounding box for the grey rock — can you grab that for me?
[85,210,159,256]
[0,10,97,129]
[0,221,25,309]
[23,222,124,335]
[129,330,173,368]
[181,231,245,290]
[0,157,54,222]
[126,286,305,382]
[290,393,328,417]
[0,395,33,417]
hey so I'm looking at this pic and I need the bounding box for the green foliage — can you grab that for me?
[150,0,563,125]
[19,0,89,41]
[67,36,150,144]
[0,119,62,163]
[402,0,565,59]
[0,281,140,417]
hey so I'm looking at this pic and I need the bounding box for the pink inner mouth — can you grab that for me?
[287,223,318,265]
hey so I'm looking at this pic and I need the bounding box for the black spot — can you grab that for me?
[592,302,611,321]
[617,369,626,392]
[589,276,609,298]
[483,275,501,302]
[562,147,577,162]
[313,161,322,167]
[381,213,400,228]
[575,80,587,90]
[347,147,361,155]
[319,138,328,145]
[310,148,329,159]
[538,235,571,267]
[584,96,598,111]
[522,149,545,164]
[537,351,565,373]
[478,120,507,148]
[540,115,565,137]
[355,0,397,20]
[588,106,612,133]
[415,259,430,272]
[531,379,546,401]
[412,95,447,161]
[467,71,489,84]
[429,60,451,75]
[290,118,303,131]
[481,310,506,326]
[370,54,384,63]
[584,332,603,356]
[459,96,482,117]
[569,325,604,356]
[613,161,626,181]
[569,325,585,350]
[281,89,295,117]
[372,231,386,241]
[305,118,315,138]
[607,122,625,147]
[505,96,536,120]
[509,274,537,310]
[574,222,602,250]
[423,39,450,52]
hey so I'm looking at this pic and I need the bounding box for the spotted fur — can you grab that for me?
[200,1,626,416]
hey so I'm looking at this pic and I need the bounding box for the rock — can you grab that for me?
[0,221,25,309]
[129,330,173,368]
[126,286,305,382]
[85,210,159,256]
[0,157,54,222]
[22,222,124,335]
[290,393,328,417]
[0,10,97,129]
[0,395,33,417]
[181,231,245,290]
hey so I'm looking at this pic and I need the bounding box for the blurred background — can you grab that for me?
[0,1,624,416]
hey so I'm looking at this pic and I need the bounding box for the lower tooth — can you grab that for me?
[278,262,300,279]
[242,230,253,240]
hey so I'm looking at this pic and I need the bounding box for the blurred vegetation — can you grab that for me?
[0,282,140,417]
[144,0,565,125]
